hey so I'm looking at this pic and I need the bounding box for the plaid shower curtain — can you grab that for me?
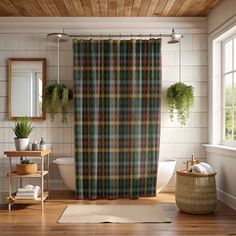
[74,39,161,199]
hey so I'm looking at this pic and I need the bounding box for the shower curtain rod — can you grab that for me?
[69,33,176,38]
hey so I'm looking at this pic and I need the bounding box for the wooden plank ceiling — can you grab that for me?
[0,0,221,17]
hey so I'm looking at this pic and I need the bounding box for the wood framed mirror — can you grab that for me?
[8,58,46,120]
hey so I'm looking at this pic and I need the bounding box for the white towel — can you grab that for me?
[17,185,40,194]
[188,162,215,174]
[16,185,41,200]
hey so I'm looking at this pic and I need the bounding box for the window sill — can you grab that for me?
[203,144,236,158]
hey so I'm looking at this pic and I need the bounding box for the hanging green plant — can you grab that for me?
[43,83,73,123]
[166,82,194,126]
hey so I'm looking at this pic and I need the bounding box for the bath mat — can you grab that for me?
[58,204,171,224]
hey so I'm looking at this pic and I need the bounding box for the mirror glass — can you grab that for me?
[8,58,46,120]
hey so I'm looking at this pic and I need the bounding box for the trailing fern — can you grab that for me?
[43,83,71,123]
[166,82,194,126]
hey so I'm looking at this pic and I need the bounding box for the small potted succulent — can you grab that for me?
[12,117,35,151]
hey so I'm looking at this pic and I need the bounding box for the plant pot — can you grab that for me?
[16,163,38,175]
[14,138,29,151]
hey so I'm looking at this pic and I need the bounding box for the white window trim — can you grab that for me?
[221,33,236,146]
[208,16,236,149]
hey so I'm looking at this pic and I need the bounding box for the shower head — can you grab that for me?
[47,33,70,42]
[168,29,182,44]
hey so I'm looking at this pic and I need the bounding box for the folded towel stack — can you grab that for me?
[188,162,215,174]
[15,185,41,200]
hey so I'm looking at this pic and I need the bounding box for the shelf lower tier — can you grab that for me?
[8,171,48,178]
[8,191,49,204]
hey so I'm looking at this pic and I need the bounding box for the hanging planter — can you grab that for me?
[165,39,194,126]
[43,83,73,123]
[166,82,194,126]
[44,33,72,123]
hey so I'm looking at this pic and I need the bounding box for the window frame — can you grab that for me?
[222,33,236,146]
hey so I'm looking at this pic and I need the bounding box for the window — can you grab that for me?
[222,34,236,144]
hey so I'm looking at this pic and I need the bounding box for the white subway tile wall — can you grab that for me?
[0,32,207,201]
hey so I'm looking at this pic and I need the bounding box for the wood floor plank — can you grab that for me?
[0,191,235,236]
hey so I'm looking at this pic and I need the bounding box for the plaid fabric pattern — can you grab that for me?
[74,39,161,199]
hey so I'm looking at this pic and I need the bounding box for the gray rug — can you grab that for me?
[58,204,171,224]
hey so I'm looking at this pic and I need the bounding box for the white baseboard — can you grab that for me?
[217,188,236,210]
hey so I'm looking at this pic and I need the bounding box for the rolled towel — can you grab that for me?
[188,162,215,174]
[199,162,215,174]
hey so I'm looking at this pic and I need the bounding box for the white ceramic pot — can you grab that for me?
[14,138,30,151]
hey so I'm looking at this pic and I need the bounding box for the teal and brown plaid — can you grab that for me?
[74,39,161,199]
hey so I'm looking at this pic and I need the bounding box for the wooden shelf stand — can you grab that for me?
[4,149,51,211]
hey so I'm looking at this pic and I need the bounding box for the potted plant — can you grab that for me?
[43,83,72,123]
[12,117,35,151]
[166,82,194,126]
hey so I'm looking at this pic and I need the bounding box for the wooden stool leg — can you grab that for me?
[41,156,44,211]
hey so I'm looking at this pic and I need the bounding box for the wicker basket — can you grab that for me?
[176,168,217,214]
[16,163,38,175]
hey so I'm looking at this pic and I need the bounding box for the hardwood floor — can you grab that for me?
[0,191,235,236]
